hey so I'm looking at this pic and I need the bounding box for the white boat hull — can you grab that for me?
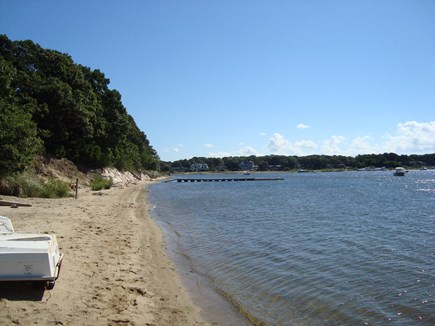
[393,167,407,176]
[0,216,63,289]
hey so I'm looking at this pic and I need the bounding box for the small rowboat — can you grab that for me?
[0,216,63,290]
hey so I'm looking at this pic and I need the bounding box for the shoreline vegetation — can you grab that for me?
[162,153,435,173]
[0,180,206,326]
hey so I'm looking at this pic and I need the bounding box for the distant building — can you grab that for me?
[190,163,209,172]
[239,160,256,171]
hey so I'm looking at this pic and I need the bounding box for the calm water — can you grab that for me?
[149,171,434,325]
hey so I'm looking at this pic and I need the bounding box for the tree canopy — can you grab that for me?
[0,35,159,177]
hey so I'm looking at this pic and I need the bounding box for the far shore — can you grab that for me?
[0,181,206,326]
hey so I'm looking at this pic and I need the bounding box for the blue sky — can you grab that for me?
[1,0,434,161]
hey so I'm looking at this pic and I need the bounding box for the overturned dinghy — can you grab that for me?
[0,216,64,290]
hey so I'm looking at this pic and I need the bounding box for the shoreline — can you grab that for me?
[159,220,254,326]
[0,181,206,325]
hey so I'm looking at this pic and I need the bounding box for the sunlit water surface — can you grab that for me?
[149,171,434,325]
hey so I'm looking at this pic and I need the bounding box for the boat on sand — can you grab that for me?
[0,216,63,290]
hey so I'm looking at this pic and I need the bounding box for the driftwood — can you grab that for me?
[0,200,32,207]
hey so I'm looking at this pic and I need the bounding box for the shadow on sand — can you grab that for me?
[0,282,46,301]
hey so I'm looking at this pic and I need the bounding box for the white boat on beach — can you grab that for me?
[393,167,407,176]
[0,216,63,289]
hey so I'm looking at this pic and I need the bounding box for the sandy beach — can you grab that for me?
[0,180,206,326]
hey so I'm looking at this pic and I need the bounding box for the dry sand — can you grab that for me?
[0,181,207,326]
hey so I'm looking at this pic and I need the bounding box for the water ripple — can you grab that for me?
[150,171,435,325]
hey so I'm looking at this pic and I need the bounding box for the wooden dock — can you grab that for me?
[165,177,284,183]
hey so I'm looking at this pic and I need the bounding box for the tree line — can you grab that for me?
[161,153,435,172]
[0,35,159,177]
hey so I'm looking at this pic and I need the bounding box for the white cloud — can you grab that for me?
[268,133,317,156]
[319,121,435,155]
[170,144,183,153]
[204,143,213,148]
[384,121,435,154]
[321,135,346,155]
[208,151,231,158]
[239,146,259,156]
[194,121,435,160]
[164,144,183,153]
[209,146,260,158]
[296,123,310,129]
[267,133,288,153]
[349,136,379,155]
[292,140,318,154]
[259,132,267,136]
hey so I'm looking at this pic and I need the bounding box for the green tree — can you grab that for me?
[0,56,42,176]
[0,34,159,172]
[0,104,42,176]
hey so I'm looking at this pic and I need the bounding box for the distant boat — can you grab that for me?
[357,167,386,172]
[393,167,407,176]
[243,171,251,175]
[420,166,427,170]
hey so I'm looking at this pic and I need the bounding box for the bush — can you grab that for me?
[41,179,71,198]
[0,175,20,196]
[0,172,43,197]
[90,174,113,191]
[0,172,71,198]
[18,173,45,197]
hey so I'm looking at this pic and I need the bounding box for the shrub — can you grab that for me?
[41,179,71,198]
[104,177,113,189]
[90,174,113,191]
[0,172,71,198]
[0,176,20,196]
[0,172,44,197]
[18,174,45,197]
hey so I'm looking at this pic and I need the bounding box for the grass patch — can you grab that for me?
[41,179,72,198]
[0,172,71,198]
[90,174,113,191]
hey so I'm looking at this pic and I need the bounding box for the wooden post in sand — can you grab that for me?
[75,178,78,199]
